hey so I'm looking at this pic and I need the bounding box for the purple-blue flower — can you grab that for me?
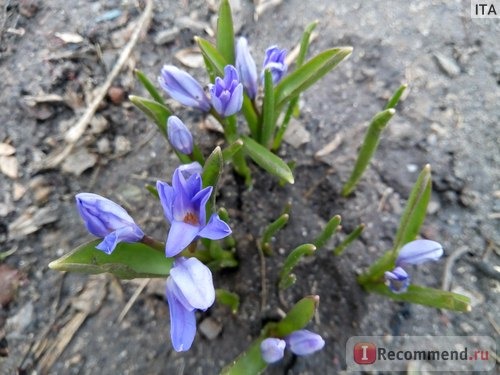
[165,257,215,352]
[75,193,144,254]
[158,65,210,111]
[384,239,444,293]
[209,65,243,117]
[285,330,325,356]
[167,116,193,154]
[261,338,286,363]
[262,46,287,84]
[157,167,232,257]
[236,37,258,100]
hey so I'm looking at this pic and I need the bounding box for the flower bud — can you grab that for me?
[158,65,210,111]
[285,330,325,356]
[75,193,144,254]
[397,239,444,266]
[167,116,193,154]
[209,65,243,117]
[236,37,258,99]
[260,338,286,363]
[262,46,287,84]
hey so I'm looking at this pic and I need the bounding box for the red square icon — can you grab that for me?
[353,342,376,364]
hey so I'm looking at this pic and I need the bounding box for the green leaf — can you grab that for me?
[129,95,171,138]
[296,20,318,68]
[145,183,159,199]
[333,223,365,255]
[196,37,226,75]
[260,213,289,255]
[385,83,407,110]
[279,244,316,289]
[49,240,172,279]
[260,69,276,148]
[242,136,294,184]
[216,0,235,65]
[313,214,341,249]
[392,164,432,252]
[222,139,244,161]
[364,283,471,312]
[242,95,259,139]
[342,108,396,196]
[221,296,319,375]
[202,146,224,219]
[274,47,352,109]
[134,69,166,105]
[357,250,395,286]
[216,289,240,314]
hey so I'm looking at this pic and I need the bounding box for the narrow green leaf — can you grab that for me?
[202,147,224,219]
[385,83,407,110]
[129,95,171,138]
[279,244,316,289]
[296,20,318,68]
[260,69,276,148]
[242,136,294,184]
[216,0,235,65]
[216,289,240,314]
[392,164,432,252]
[313,215,341,249]
[222,139,244,161]
[145,183,159,199]
[364,283,471,312]
[274,47,353,109]
[221,296,319,375]
[342,108,396,196]
[196,37,226,75]
[333,223,365,255]
[357,251,395,285]
[49,240,172,279]
[260,213,289,255]
[242,95,259,139]
[134,69,166,105]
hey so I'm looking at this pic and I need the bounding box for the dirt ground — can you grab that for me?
[0,0,499,374]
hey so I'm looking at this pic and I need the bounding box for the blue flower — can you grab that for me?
[158,65,210,111]
[167,116,193,155]
[260,330,325,364]
[236,37,258,99]
[262,46,287,84]
[384,239,444,293]
[209,65,243,117]
[157,167,232,257]
[261,338,286,363]
[75,193,144,254]
[165,257,215,352]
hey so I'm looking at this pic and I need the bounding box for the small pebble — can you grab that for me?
[199,317,222,340]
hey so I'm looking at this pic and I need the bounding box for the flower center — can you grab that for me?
[183,212,199,225]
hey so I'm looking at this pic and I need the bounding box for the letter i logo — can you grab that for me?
[353,342,377,364]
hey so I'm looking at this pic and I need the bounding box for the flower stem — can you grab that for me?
[141,235,165,253]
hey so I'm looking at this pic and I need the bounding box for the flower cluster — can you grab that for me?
[384,239,444,293]
[260,330,325,364]
[75,164,232,352]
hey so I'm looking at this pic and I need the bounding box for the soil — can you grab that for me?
[0,1,499,374]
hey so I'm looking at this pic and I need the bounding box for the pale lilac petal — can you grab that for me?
[167,116,193,154]
[170,257,215,310]
[198,214,231,240]
[166,278,197,352]
[157,181,175,223]
[384,266,410,294]
[96,225,144,254]
[192,186,213,226]
[236,37,258,99]
[223,83,243,116]
[178,162,203,179]
[397,239,444,266]
[165,221,200,257]
[286,330,325,356]
[172,169,195,221]
[260,338,286,363]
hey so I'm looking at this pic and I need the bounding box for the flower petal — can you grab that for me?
[95,225,144,254]
[167,116,194,154]
[165,221,200,257]
[260,338,286,364]
[397,239,444,266]
[236,37,258,99]
[157,181,175,223]
[166,277,197,352]
[223,83,243,117]
[170,257,215,310]
[192,186,213,226]
[384,266,410,293]
[198,214,231,240]
[286,330,325,356]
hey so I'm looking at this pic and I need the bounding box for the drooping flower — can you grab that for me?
[285,330,325,356]
[262,46,287,84]
[384,239,444,293]
[261,338,286,363]
[260,330,325,364]
[236,37,258,99]
[165,257,215,352]
[157,167,232,257]
[167,116,194,155]
[158,65,210,111]
[209,65,243,117]
[75,193,144,254]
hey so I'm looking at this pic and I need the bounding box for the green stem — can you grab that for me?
[141,235,165,253]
